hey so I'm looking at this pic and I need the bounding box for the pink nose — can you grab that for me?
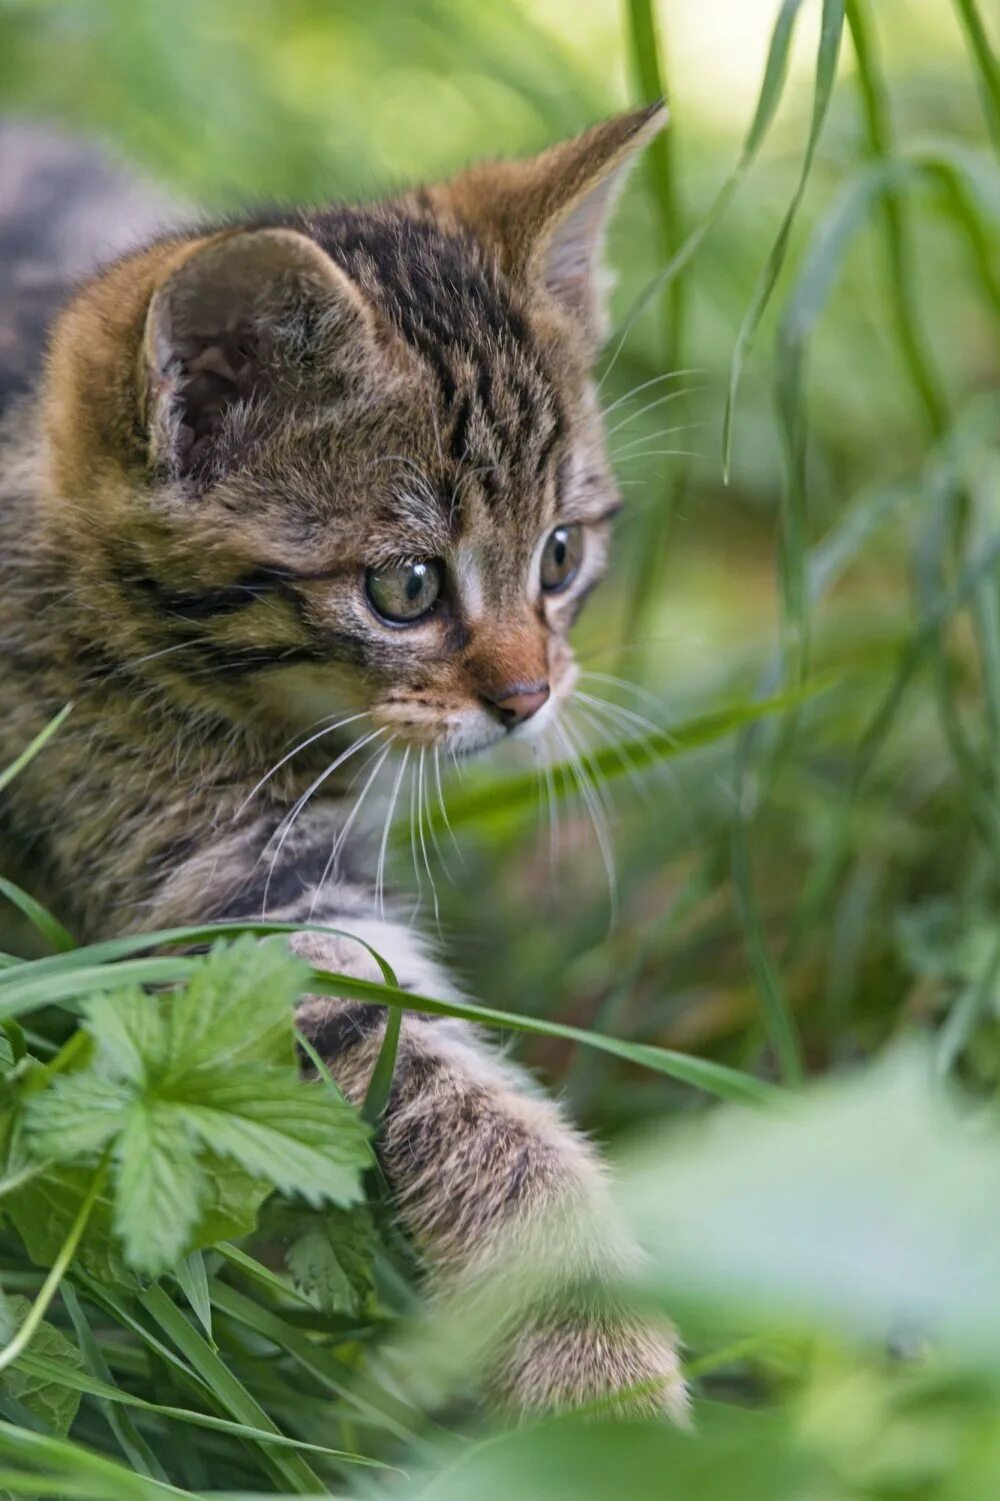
[487,683,551,729]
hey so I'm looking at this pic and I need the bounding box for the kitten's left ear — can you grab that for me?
[432,103,667,340]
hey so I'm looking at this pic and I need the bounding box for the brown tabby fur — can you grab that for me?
[0,106,685,1418]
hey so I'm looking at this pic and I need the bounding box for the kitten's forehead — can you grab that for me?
[306,208,568,513]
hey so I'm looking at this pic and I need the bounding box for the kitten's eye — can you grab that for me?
[365,559,443,624]
[540,524,583,593]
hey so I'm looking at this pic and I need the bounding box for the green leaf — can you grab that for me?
[6,1164,141,1290]
[618,1048,1000,1355]
[174,1252,213,1344]
[286,1206,377,1316]
[112,1104,207,1277]
[0,1295,84,1437]
[159,935,310,1077]
[174,1069,369,1208]
[23,1074,131,1160]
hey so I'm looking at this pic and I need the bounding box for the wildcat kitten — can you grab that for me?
[0,107,685,1417]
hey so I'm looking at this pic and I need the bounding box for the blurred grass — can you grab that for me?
[1,0,1000,1494]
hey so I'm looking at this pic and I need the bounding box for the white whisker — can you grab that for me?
[603,386,701,442]
[554,719,617,927]
[376,746,410,919]
[307,737,395,921]
[236,710,370,816]
[261,725,386,914]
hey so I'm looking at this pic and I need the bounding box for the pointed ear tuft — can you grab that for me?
[432,104,667,341]
[144,228,376,488]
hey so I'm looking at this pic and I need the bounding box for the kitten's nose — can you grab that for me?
[487,682,551,729]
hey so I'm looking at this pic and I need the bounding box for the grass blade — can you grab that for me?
[0,705,72,799]
[723,0,846,480]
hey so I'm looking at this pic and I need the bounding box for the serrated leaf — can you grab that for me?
[85,986,167,1085]
[14,940,366,1276]
[287,1206,377,1316]
[175,1069,369,1207]
[161,936,310,1076]
[112,1103,207,1276]
[23,1074,131,1159]
[0,1296,84,1437]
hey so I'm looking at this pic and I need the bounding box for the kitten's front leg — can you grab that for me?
[290,922,687,1421]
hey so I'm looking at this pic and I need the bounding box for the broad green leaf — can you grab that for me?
[617,1049,1000,1355]
[0,1296,84,1436]
[112,1104,207,1276]
[401,1406,815,1501]
[174,1069,369,1208]
[6,1164,141,1290]
[160,936,310,1077]
[286,1206,377,1317]
[23,1074,131,1160]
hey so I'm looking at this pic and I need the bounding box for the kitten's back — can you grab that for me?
[0,122,178,412]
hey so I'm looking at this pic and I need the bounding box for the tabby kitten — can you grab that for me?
[0,106,685,1417]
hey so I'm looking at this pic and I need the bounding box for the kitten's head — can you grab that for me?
[43,106,665,757]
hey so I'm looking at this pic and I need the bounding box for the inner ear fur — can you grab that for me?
[143,227,380,488]
[427,103,668,338]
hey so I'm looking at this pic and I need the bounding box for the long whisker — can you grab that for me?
[579,670,669,716]
[610,421,709,460]
[600,367,705,419]
[236,710,370,816]
[571,700,650,803]
[416,747,441,927]
[554,719,617,926]
[262,726,388,915]
[307,737,395,921]
[541,739,560,870]
[603,386,701,442]
[433,745,464,867]
[424,745,453,878]
[575,688,677,747]
[407,752,424,916]
[376,745,410,919]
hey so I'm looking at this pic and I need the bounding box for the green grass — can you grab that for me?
[1,0,999,1494]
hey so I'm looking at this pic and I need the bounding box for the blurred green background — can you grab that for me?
[3,1,1000,1494]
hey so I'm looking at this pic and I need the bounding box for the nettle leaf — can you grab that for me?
[23,1074,131,1159]
[16,939,368,1277]
[0,1295,84,1436]
[162,936,311,1075]
[286,1206,377,1316]
[112,1104,208,1276]
[174,1069,369,1207]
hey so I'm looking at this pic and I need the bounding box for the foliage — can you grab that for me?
[0,0,998,1496]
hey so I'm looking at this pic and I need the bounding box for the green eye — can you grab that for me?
[540,524,583,593]
[365,559,443,623]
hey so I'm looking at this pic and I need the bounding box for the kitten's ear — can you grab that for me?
[143,227,378,487]
[434,104,667,340]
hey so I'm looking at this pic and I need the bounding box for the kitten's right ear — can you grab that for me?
[143,228,379,488]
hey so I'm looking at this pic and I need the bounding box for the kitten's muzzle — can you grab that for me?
[484,681,550,730]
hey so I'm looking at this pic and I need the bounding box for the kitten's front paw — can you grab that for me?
[492,1308,688,1424]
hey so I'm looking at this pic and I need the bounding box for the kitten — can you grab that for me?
[0,108,685,1418]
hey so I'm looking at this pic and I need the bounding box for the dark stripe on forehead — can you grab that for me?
[305,208,564,495]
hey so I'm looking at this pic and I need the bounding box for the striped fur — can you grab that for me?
[0,109,685,1417]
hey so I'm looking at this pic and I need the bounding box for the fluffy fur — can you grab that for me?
[0,108,685,1418]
